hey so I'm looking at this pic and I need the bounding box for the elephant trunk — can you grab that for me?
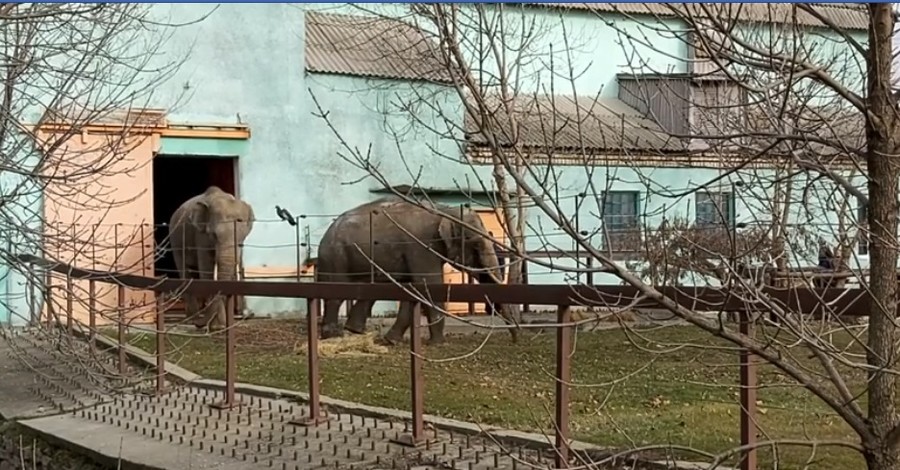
[216,245,239,281]
[476,269,520,343]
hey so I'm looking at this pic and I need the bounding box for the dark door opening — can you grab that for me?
[153,155,237,277]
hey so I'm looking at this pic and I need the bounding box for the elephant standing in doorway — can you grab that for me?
[316,197,519,344]
[169,186,255,330]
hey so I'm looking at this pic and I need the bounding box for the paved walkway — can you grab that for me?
[0,330,573,470]
[0,326,720,470]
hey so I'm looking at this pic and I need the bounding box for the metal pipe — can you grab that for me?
[89,280,96,349]
[140,223,147,322]
[233,220,240,319]
[89,225,97,346]
[295,222,302,282]
[224,294,236,406]
[521,259,530,314]
[290,297,325,425]
[409,302,424,443]
[307,297,322,422]
[117,284,126,375]
[369,211,375,283]
[65,272,73,334]
[740,311,758,470]
[554,305,573,468]
[459,206,473,316]
[156,292,166,395]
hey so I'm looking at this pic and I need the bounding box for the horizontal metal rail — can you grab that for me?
[20,254,868,316]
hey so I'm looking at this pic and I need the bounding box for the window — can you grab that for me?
[695,191,735,227]
[857,197,869,255]
[602,191,640,252]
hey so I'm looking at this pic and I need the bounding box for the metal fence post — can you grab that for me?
[459,206,474,316]
[740,310,758,470]
[156,293,166,395]
[522,260,530,314]
[88,280,96,349]
[89,225,97,348]
[555,305,573,468]
[393,302,425,447]
[291,297,327,426]
[369,211,375,283]
[65,272,73,334]
[117,284,126,375]
[212,294,240,409]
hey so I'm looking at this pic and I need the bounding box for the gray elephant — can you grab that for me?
[316,197,519,344]
[169,186,255,330]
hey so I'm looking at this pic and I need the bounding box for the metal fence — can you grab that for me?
[16,253,872,470]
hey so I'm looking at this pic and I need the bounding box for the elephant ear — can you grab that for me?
[190,199,212,234]
[438,216,461,263]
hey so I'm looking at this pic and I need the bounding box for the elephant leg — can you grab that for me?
[206,295,227,331]
[182,267,203,325]
[381,301,414,345]
[344,299,373,335]
[424,303,445,345]
[194,249,218,330]
[321,299,344,339]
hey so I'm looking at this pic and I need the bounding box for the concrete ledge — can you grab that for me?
[18,414,242,470]
[91,331,202,383]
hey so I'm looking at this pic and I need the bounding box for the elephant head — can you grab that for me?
[191,186,255,282]
[438,208,503,283]
[438,208,521,341]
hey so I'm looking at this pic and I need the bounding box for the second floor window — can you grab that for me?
[602,191,640,252]
[695,191,735,228]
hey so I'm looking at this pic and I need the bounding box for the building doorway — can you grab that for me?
[152,155,237,277]
[152,154,238,320]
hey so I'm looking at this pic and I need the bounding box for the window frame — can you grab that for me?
[695,190,736,228]
[601,190,641,252]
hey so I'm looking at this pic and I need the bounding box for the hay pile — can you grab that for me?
[294,331,390,358]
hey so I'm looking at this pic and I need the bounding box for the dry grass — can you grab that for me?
[123,319,870,469]
[295,332,390,357]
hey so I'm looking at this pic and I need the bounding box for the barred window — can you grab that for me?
[696,191,735,227]
[602,191,640,252]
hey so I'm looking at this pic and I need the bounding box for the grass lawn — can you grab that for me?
[120,319,865,469]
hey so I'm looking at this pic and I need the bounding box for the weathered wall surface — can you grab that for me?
[41,131,159,326]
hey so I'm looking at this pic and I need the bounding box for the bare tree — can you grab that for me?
[306,2,900,469]
[0,3,196,390]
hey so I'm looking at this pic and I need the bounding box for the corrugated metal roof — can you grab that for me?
[465,94,685,154]
[305,11,451,83]
[743,105,865,158]
[528,3,868,31]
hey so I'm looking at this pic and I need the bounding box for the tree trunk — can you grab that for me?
[866,448,900,470]
[864,4,900,469]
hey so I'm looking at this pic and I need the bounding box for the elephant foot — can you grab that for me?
[375,335,402,347]
[425,336,446,346]
[343,324,367,335]
[320,324,344,340]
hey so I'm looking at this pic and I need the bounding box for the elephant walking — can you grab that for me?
[169,186,255,330]
[316,197,519,344]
